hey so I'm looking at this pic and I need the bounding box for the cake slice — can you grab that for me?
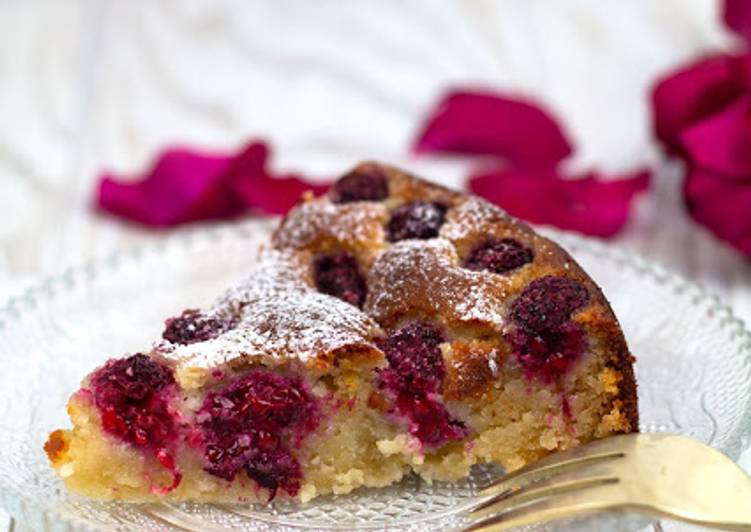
[45,162,637,502]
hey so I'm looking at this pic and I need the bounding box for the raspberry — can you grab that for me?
[90,354,180,489]
[203,433,255,481]
[387,201,447,242]
[376,322,468,449]
[331,168,389,203]
[377,322,445,392]
[203,370,316,431]
[245,447,302,499]
[394,392,469,448]
[463,238,533,274]
[198,369,319,498]
[507,322,586,383]
[510,276,589,335]
[91,354,173,410]
[507,277,590,382]
[314,253,367,308]
[162,309,227,344]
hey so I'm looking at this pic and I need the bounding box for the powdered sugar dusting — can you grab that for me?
[158,249,382,369]
[487,349,500,377]
[454,284,504,325]
[365,239,510,330]
[156,173,536,373]
[440,197,510,242]
[274,200,387,250]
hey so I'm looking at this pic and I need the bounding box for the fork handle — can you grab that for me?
[464,504,751,532]
[648,510,751,532]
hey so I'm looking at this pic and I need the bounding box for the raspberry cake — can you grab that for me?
[45,162,637,503]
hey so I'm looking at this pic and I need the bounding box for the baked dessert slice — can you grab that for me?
[45,162,637,502]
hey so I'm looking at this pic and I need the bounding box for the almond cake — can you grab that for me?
[45,162,638,503]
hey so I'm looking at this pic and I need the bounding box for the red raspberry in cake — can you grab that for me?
[387,201,447,242]
[90,354,175,445]
[162,309,227,345]
[202,430,256,481]
[314,253,367,307]
[377,321,445,392]
[201,370,317,431]
[463,237,533,274]
[393,392,469,449]
[89,354,181,489]
[91,353,173,406]
[331,167,389,203]
[379,322,446,391]
[245,447,303,498]
[197,369,319,498]
[377,322,468,448]
[510,276,589,335]
[507,276,590,382]
[507,322,587,383]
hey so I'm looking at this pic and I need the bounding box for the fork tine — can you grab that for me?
[464,483,619,532]
[479,451,624,497]
[471,473,618,518]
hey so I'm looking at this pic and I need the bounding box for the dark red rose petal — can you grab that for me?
[684,166,751,258]
[680,96,751,178]
[651,53,749,154]
[97,147,244,226]
[96,141,327,227]
[469,167,650,238]
[413,90,573,167]
[725,0,751,46]
[228,143,330,215]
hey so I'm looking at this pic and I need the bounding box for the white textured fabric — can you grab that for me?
[0,1,749,529]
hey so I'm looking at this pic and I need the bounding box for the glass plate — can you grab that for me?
[1,221,750,532]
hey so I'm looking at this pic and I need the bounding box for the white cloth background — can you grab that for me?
[1,1,749,530]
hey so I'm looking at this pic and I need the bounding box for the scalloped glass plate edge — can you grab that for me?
[0,220,750,532]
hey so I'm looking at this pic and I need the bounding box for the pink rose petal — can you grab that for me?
[680,96,751,178]
[97,141,326,226]
[413,90,573,167]
[651,53,748,154]
[228,143,330,215]
[97,147,243,227]
[684,166,751,257]
[469,167,650,238]
[725,0,751,46]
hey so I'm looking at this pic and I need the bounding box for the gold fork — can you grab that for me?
[464,433,751,531]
